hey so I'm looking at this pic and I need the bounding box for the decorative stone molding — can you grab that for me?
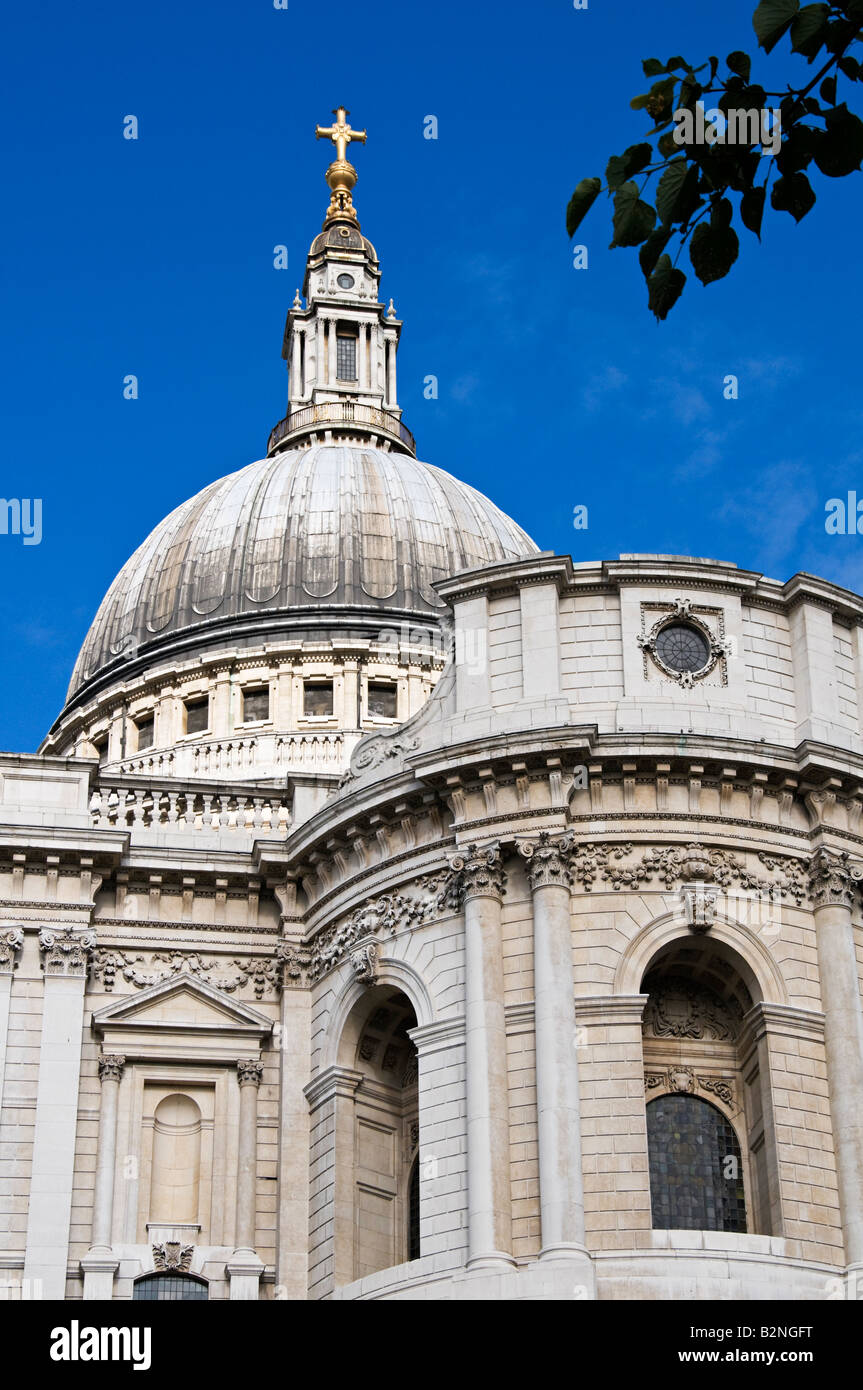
[309,875,455,983]
[275,940,312,989]
[39,926,96,977]
[643,977,743,1042]
[569,839,808,904]
[0,927,24,975]
[237,1058,263,1087]
[152,1242,194,1273]
[517,830,575,892]
[349,941,378,983]
[98,1054,125,1083]
[90,947,284,998]
[807,847,863,909]
[637,597,731,688]
[446,842,506,905]
[644,1066,735,1109]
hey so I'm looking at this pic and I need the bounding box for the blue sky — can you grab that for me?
[1,0,862,752]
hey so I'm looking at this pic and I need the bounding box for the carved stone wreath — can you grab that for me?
[637,598,731,688]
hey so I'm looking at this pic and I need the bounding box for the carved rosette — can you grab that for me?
[517,831,575,893]
[350,942,379,983]
[236,1059,263,1088]
[446,842,506,906]
[0,927,24,975]
[644,1067,735,1109]
[39,927,96,977]
[808,848,863,909]
[152,1242,194,1273]
[98,1054,125,1084]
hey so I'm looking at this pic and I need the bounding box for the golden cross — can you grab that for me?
[315,106,367,163]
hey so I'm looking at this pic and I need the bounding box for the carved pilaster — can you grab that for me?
[236,1058,263,1087]
[39,926,96,977]
[98,1054,125,1084]
[447,842,506,906]
[808,848,863,909]
[517,831,575,893]
[0,927,24,975]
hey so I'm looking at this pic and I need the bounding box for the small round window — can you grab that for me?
[337,273,355,289]
[655,622,710,674]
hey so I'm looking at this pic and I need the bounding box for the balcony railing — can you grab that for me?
[267,401,416,457]
[90,775,290,836]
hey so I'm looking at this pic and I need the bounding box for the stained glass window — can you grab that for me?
[133,1273,208,1301]
[655,623,710,674]
[647,1093,747,1232]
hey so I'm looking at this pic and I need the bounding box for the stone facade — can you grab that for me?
[2,552,863,1300]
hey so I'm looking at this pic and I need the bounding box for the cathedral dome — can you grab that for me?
[65,442,537,707]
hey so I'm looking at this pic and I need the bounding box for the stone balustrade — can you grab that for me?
[111,730,350,780]
[89,776,290,836]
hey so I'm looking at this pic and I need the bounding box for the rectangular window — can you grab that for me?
[185,696,209,734]
[368,682,398,719]
[136,716,154,750]
[336,334,357,381]
[304,681,334,717]
[242,687,269,723]
[95,737,109,765]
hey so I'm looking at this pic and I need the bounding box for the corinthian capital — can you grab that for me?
[237,1058,263,1087]
[446,843,505,906]
[0,927,24,975]
[98,1054,125,1083]
[808,848,863,909]
[517,831,575,892]
[39,926,96,977]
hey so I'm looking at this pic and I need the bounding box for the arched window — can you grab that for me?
[133,1272,208,1301]
[408,1156,420,1261]
[647,1094,747,1232]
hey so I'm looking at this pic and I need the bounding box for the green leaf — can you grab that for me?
[642,57,667,77]
[790,3,830,59]
[665,55,692,72]
[566,177,601,237]
[753,0,800,52]
[656,158,689,224]
[606,142,654,190]
[845,0,863,19]
[771,170,817,220]
[838,56,861,81]
[727,50,752,79]
[609,181,657,247]
[814,103,863,176]
[644,77,677,126]
[740,185,767,237]
[647,254,687,320]
[776,122,821,173]
[689,221,740,284]
[639,226,673,278]
[820,76,837,103]
[711,196,734,230]
[658,131,679,158]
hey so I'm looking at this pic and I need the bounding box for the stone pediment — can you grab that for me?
[92,971,273,1063]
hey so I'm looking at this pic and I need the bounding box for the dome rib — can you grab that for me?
[65,444,538,706]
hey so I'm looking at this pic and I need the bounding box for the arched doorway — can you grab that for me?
[338,986,420,1280]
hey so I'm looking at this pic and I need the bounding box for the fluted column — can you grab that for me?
[228,1058,263,1299]
[519,832,586,1257]
[82,1053,125,1299]
[809,849,863,1265]
[0,930,23,1117]
[450,843,514,1270]
[91,1055,124,1250]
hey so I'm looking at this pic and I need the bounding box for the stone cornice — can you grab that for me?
[303,1065,363,1110]
[738,1002,826,1053]
[575,994,650,1027]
